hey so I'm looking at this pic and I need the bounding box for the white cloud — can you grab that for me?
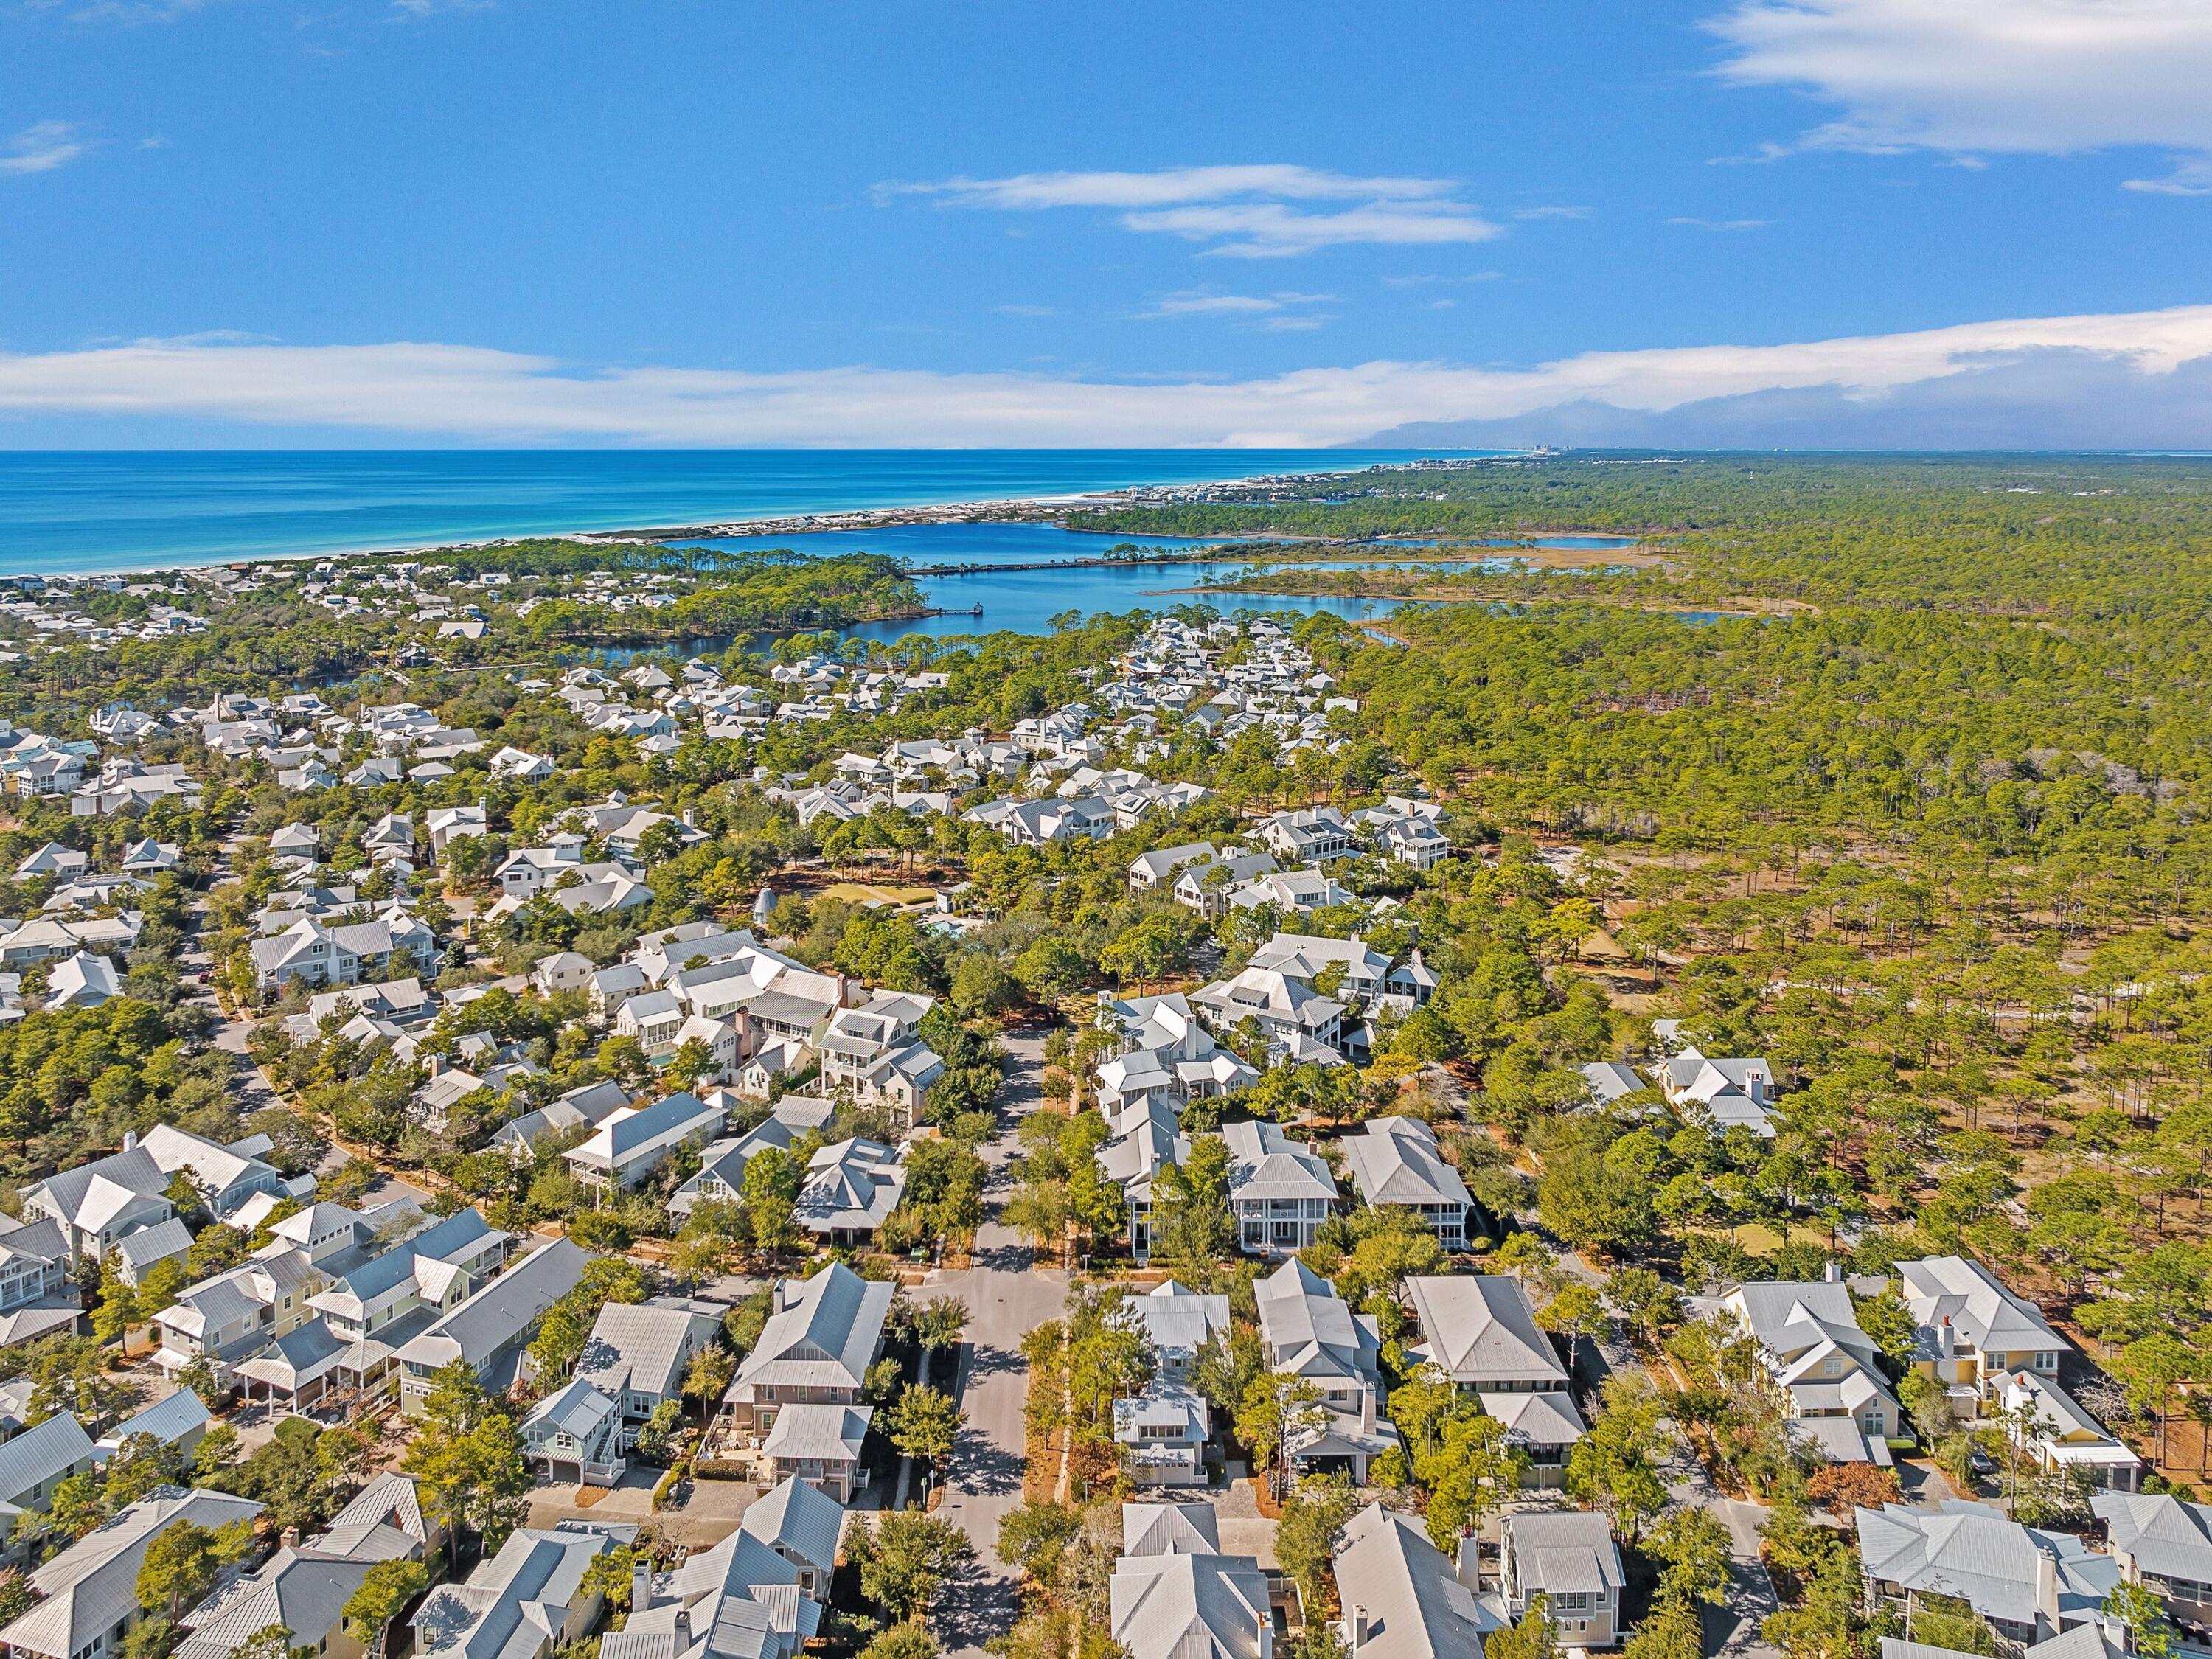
[0,122,88,177]
[1666,216,1775,229]
[1706,0,2212,190]
[888,163,1500,257]
[1137,291,1333,320]
[992,304,1058,317]
[7,305,2212,446]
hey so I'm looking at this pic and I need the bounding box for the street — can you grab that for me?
[925,1027,1071,1659]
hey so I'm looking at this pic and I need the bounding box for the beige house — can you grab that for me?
[720,1262,893,1435]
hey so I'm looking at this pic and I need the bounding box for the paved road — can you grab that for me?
[926,1028,1070,1659]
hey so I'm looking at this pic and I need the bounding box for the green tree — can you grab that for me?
[845,1510,977,1624]
[1484,1595,1560,1659]
[1623,1595,1705,1659]
[2107,1580,2177,1659]
[1416,1410,1524,1551]
[1150,1136,1236,1273]
[343,1560,429,1659]
[859,1626,940,1659]
[888,1385,964,1481]
[995,1500,1081,1593]
[136,1521,224,1624]
[91,1252,139,1346]
[1237,1372,1327,1499]
[1275,1478,1357,1621]
[744,1144,801,1253]
[1565,1377,1673,1543]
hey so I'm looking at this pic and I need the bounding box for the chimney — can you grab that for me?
[427,1054,447,1078]
[122,1130,138,1152]
[1938,1317,1955,1360]
[1360,1385,1376,1439]
[1350,1608,1370,1654]
[280,1525,299,1550]
[2034,1548,2059,1619]
[632,1558,655,1613]
[1823,1258,1843,1284]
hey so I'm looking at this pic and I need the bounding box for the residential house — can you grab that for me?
[1220,1120,1338,1253]
[1403,1278,1564,1392]
[490,1079,633,1163]
[1897,1255,2068,1411]
[0,1486,264,1659]
[577,1301,720,1438]
[720,1262,894,1436]
[410,1526,619,1659]
[563,1092,725,1194]
[667,1096,835,1222]
[1338,1118,1473,1248]
[1093,995,1257,1120]
[531,951,596,997]
[793,1139,905,1243]
[1128,843,1219,894]
[1990,1371,2140,1493]
[520,1382,627,1489]
[1253,1259,1400,1484]
[759,1404,872,1502]
[1723,1276,1902,1447]
[1114,1384,1210,1487]
[1191,970,1346,1066]
[1501,1511,1624,1649]
[170,1541,382,1659]
[394,1237,591,1413]
[20,1143,173,1265]
[1259,807,1354,864]
[1332,1503,1499,1659]
[1110,1548,1272,1659]
[1856,1501,2119,1649]
[2091,1492,2212,1625]
[815,992,942,1124]
[737,1473,845,1599]
[0,1412,97,1525]
[1116,1281,1230,1386]
[1173,852,1279,919]
[1404,1275,1584,1481]
[1655,1046,1781,1138]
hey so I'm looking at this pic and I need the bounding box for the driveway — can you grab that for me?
[924,1028,1071,1659]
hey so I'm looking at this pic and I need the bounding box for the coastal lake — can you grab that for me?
[667,520,1632,645]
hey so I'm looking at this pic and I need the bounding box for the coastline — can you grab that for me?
[3,455,1429,582]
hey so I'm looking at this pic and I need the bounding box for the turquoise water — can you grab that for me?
[0,449,1452,575]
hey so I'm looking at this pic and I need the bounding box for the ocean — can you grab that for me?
[0,449,1441,576]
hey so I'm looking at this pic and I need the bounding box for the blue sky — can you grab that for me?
[5,0,2212,446]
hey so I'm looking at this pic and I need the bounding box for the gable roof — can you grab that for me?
[394,1237,589,1375]
[1,1486,264,1659]
[731,1263,894,1395]
[737,1473,844,1580]
[1110,1551,1270,1659]
[1405,1276,1566,1388]
[1334,1503,1500,1659]
[577,1301,715,1401]
[0,1411,94,1507]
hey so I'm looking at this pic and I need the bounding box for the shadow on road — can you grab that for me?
[949,1429,1024,1498]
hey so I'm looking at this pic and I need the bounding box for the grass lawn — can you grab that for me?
[816,880,936,906]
